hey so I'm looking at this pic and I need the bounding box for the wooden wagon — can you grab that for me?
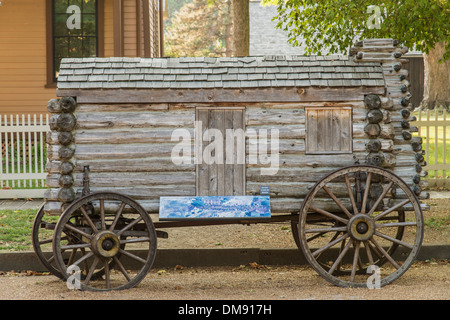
[32,38,428,291]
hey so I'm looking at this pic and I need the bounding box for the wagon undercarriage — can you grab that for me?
[33,164,424,291]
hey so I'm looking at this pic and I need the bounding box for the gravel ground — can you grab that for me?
[0,198,448,301]
[0,260,448,300]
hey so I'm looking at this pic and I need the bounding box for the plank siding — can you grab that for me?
[123,0,138,57]
[195,108,245,196]
[305,107,352,154]
[0,0,160,115]
[0,0,56,114]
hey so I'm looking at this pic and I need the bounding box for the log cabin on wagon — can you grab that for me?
[34,38,428,290]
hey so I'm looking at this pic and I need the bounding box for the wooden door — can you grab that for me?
[196,108,245,196]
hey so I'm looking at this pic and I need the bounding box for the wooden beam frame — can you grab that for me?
[57,86,387,104]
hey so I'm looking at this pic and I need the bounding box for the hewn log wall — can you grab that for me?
[243,98,418,213]
[351,38,428,200]
[44,99,421,215]
[45,102,196,214]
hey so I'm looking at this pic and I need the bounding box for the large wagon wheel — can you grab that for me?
[52,192,157,291]
[32,204,65,280]
[298,165,423,288]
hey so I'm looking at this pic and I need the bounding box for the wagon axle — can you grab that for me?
[356,222,369,234]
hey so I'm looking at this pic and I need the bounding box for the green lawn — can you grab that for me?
[0,208,38,251]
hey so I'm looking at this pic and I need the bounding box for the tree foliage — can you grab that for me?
[268,0,449,61]
[164,0,232,57]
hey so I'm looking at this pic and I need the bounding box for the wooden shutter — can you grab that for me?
[305,107,352,154]
[196,108,245,196]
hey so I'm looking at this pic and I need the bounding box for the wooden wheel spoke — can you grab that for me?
[344,173,358,215]
[104,260,111,290]
[38,238,53,245]
[100,199,106,230]
[80,248,90,274]
[313,233,349,258]
[118,248,147,264]
[307,229,341,244]
[310,205,348,224]
[306,232,327,243]
[67,248,78,266]
[328,239,352,275]
[361,172,372,214]
[116,217,143,236]
[363,241,375,266]
[366,240,383,259]
[305,226,347,234]
[61,243,91,250]
[109,202,126,231]
[120,237,151,244]
[350,240,361,282]
[63,223,93,240]
[80,206,98,233]
[374,231,414,249]
[113,256,131,282]
[375,221,417,228]
[70,251,94,269]
[374,199,411,221]
[322,185,353,218]
[367,181,394,216]
[84,256,100,285]
[370,238,400,269]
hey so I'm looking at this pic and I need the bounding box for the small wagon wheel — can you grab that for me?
[52,192,157,291]
[32,204,65,280]
[298,165,423,288]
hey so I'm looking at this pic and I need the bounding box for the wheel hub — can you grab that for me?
[347,214,375,241]
[356,222,369,234]
[91,231,120,258]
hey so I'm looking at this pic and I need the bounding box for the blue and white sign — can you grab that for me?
[260,186,270,195]
[159,196,271,220]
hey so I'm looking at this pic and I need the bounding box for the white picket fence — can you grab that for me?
[0,114,50,199]
[413,108,450,188]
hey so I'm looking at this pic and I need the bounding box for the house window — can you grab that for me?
[51,0,98,81]
[305,107,352,154]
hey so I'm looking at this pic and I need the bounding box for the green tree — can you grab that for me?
[164,0,233,57]
[268,0,450,109]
